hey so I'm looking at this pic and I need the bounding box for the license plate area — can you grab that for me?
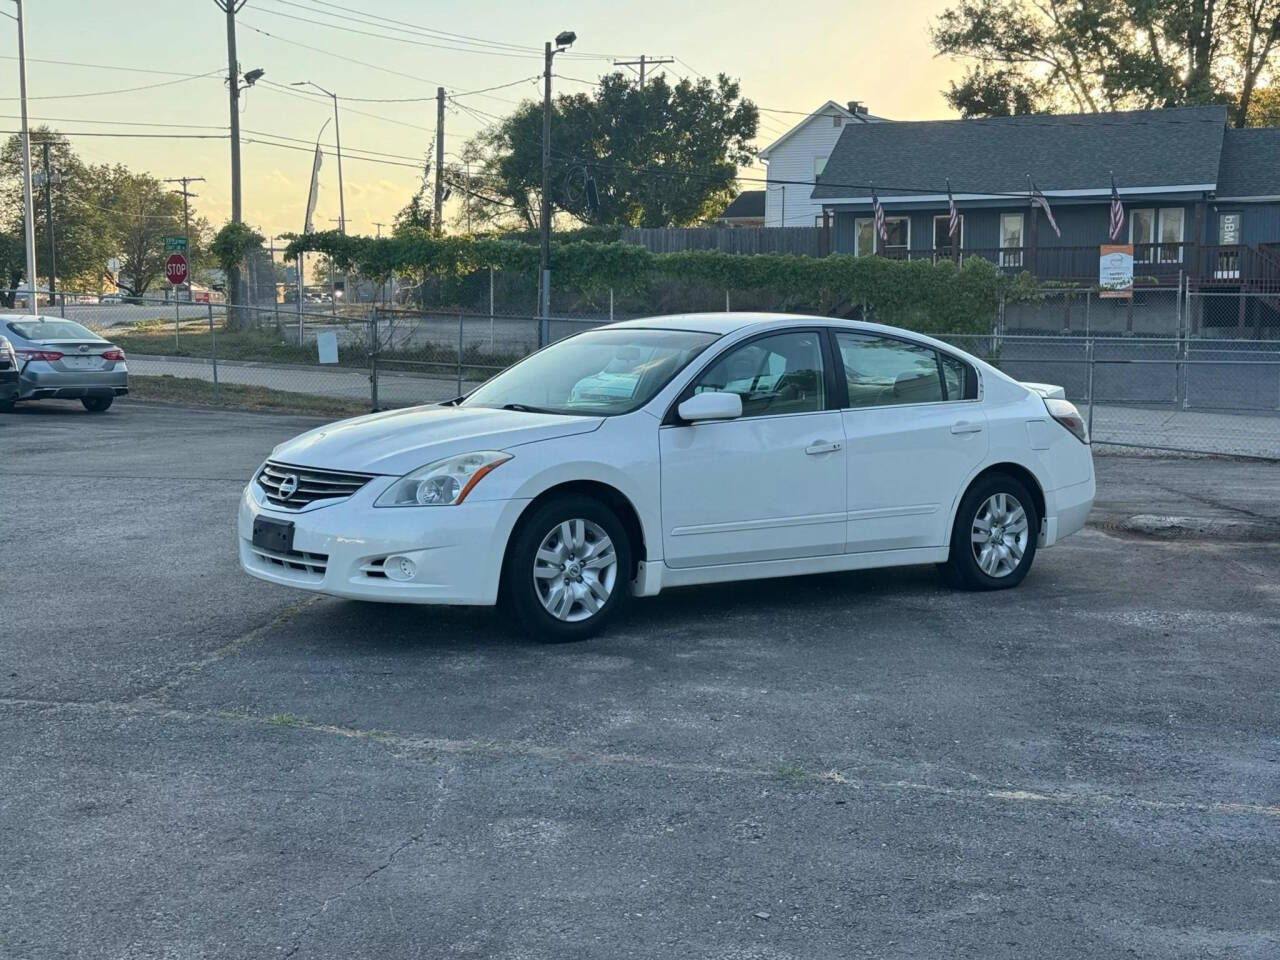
[62,356,102,369]
[252,516,295,554]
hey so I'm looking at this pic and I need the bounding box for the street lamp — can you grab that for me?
[293,81,346,234]
[539,29,576,336]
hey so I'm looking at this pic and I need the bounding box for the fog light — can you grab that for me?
[384,555,416,581]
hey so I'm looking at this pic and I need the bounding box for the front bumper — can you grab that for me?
[237,475,530,605]
[19,362,128,400]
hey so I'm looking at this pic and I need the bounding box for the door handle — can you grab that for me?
[950,421,984,435]
[805,440,842,455]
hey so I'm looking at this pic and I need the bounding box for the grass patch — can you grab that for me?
[264,712,307,727]
[772,764,809,781]
[127,374,369,419]
[113,322,523,377]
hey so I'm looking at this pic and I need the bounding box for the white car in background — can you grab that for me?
[239,313,1095,641]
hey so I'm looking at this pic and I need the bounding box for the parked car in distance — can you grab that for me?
[0,336,19,410]
[239,313,1095,641]
[1,315,128,412]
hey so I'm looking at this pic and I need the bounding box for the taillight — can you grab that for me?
[15,349,63,362]
[1044,397,1089,444]
[102,349,125,361]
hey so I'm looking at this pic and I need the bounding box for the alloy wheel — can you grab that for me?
[970,492,1029,578]
[532,519,618,622]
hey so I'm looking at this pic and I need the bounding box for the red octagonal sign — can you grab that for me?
[165,252,189,286]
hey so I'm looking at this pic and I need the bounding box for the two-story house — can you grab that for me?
[758,100,887,227]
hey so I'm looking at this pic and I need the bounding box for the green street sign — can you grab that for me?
[164,235,188,253]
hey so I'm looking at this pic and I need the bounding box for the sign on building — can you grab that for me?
[1099,244,1134,298]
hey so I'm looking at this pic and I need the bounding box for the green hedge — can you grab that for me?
[285,229,1028,335]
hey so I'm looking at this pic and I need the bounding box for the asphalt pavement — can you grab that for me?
[2,401,1278,959]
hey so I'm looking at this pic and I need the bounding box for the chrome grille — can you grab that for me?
[256,461,374,509]
[249,544,329,579]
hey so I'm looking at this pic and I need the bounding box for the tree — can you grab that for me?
[393,157,434,233]
[1246,85,1280,125]
[458,72,758,229]
[93,166,185,298]
[0,128,116,292]
[932,0,1280,126]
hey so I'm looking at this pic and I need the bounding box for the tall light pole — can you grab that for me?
[294,81,345,233]
[13,0,37,314]
[539,30,576,338]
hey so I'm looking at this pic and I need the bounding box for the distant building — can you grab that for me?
[715,190,765,227]
[757,100,887,227]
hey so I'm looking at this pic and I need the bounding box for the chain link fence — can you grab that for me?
[46,285,1280,460]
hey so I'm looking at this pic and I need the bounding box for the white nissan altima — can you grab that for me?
[239,313,1094,641]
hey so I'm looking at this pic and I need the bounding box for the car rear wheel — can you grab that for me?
[941,474,1039,590]
[502,494,631,642]
[81,395,113,413]
[0,399,14,413]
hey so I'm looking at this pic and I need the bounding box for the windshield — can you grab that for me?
[463,327,718,416]
[6,319,102,342]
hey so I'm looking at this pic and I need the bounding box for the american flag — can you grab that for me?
[946,179,959,242]
[1109,175,1125,241]
[872,187,887,242]
[1029,178,1061,238]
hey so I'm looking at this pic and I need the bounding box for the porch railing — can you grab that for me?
[869,242,1280,291]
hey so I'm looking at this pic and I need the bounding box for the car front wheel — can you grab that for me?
[502,495,631,642]
[942,474,1039,590]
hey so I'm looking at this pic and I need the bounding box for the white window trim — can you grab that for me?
[1129,207,1185,263]
[999,212,1025,267]
[853,216,910,256]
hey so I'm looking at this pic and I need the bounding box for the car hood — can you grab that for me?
[270,404,604,476]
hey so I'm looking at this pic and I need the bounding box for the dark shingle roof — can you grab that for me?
[719,189,765,219]
[1216,127,1280,197]
[812,105,1228,200]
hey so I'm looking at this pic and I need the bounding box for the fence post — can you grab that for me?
[725,289,730,312]
[368,307,378,412]
[58,294,65,318]
[174,292,181,351]
[1085,337,1095,439]
[1084,290,1091,337]
[489,266,496,351]
[609,287,614,322]
[207,302,219,404]
[456,313,464,397]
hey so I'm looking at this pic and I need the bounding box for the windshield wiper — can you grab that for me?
[497,402,552,413]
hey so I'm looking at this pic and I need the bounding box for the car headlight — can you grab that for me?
[374,451,512,507]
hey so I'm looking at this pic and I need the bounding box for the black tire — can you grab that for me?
[941,473,1039,590]
[0,398,14,413]
[81,395,113,413]
[501,494,632,643]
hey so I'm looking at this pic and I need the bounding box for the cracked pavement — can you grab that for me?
[2,401,1279,959]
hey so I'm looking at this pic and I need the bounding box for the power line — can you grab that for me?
[4,115,228,131]
[0,55,220,77]
[256,80,434,132]
[295,0,620,60]
[0,129,227,139]
[0,71,222,101]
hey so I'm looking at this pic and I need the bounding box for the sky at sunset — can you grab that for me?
[1,0,963,238]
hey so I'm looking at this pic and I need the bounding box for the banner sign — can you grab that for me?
[164,236,188,253]
[1099,244,1134,298]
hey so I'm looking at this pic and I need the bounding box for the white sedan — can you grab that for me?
[239,313,1094,641]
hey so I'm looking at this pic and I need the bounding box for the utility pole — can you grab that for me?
[613,54,674,86]
[433,87,446,234]
[164,176,204,302]
[217,1,243,224]
[14,0,37,314]
[539,30,577,332]
[38,141,60,303]
[373,222,384,238]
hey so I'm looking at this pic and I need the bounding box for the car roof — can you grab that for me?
[603,311,940,342]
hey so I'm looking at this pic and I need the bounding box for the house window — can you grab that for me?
[854,217,909,257]
[813,156,827,179]
[832,115,842,127]
[1130,207,1184,263]
[933,214,963,259]
[1000,213,1024,268]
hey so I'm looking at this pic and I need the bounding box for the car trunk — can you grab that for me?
[27,339,119,373]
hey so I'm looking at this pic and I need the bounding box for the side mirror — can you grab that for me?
[677,391,742,423]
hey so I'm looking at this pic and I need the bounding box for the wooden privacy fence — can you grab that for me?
[621,226,827,257]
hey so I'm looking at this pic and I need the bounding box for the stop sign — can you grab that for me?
[165,253,189,286]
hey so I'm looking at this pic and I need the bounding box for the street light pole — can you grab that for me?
[294,82,345,233]
[539,30,576,340]
[14,0,37,314]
